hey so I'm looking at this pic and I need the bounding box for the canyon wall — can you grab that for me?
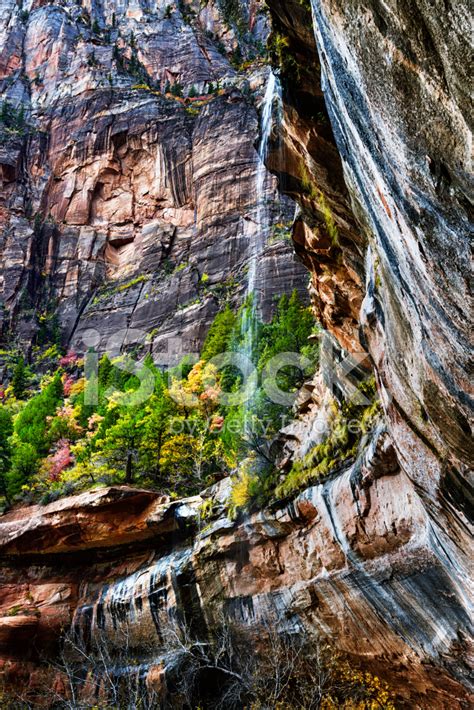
[265,0,473,699]
[0,0,472,707]
[0,0,306,362]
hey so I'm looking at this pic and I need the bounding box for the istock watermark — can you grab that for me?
[165,412,376,439]
[78,328,376,410]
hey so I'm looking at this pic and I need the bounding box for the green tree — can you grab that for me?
[0,407,13,501]
[138,370,176,483]
[201,305,237,362]
[14,372,63,453]
[7,442,39,499]
[11,357,28,399]
[188,85,197,98]
[251,290,318,434]
[259,289,317,365]
[171,81,183,97]
[93,405,145,483]
[98,353,114,388]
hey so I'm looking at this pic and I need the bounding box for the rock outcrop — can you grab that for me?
[264,0,473,702]
[267,0,473,607]
[307,0,472,570]
[0,471,471,708]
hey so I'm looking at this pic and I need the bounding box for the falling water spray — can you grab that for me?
[241,70,282,430]
[241,71,282,354]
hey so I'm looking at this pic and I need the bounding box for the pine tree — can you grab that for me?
[201,305,237,362]
[94,407,145,484]
[171,81,183,97]
[12,357,28,399]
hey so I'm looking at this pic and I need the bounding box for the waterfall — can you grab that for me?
[246,71,281,303]
[241,70,282,349]
[240,71,282,431]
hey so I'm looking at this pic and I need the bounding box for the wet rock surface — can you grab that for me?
[0,467,472,708]
[304,0,473,562]
[265,0,473,702]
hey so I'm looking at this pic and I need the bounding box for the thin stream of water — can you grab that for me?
[240,71,282,431]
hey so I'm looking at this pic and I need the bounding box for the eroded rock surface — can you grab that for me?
[265,0,473,701]
[0,469,472,708]
[306,0,473,572]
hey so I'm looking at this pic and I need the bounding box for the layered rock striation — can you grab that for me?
[0,469,471,707]
[264,0,473,702]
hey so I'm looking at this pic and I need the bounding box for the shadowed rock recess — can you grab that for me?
[0,0,472,708]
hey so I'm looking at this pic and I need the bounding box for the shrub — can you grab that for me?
[276,379,380,499]
[318,190,339,246]
[0,101,26,133]
[49,614,396,709]
[230,469,251,510]
[59,351,78,368]
[40,440,73,482]
[116,274,149,292]
[300,160,317,200]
